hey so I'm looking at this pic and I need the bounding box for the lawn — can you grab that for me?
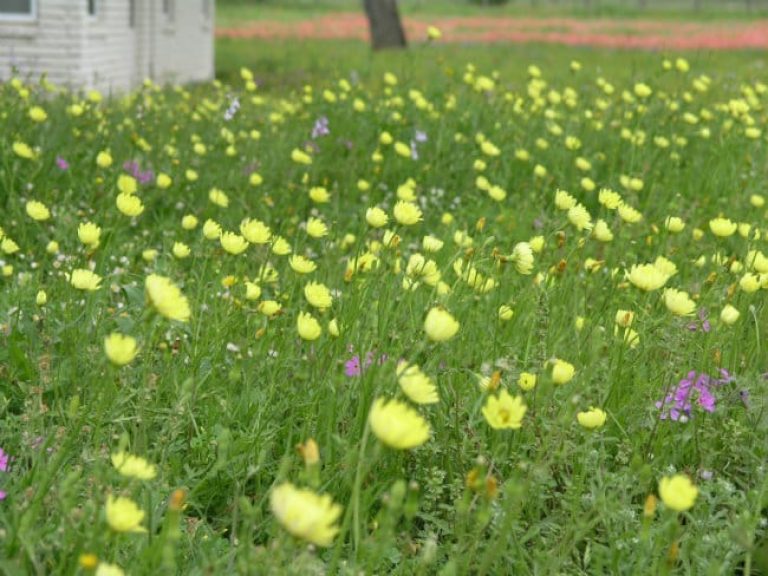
[1,20,768,576]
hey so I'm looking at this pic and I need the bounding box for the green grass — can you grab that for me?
[1,38,768,575]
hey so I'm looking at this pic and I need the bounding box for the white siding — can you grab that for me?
[0,0,87,89]
[0,0,214,92]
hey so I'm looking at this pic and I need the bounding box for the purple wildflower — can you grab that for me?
[311,116,330,139]
[344,351,388,377]
[55,156,69,170]
[123,161,154,185]
[656,369,733,421]
[687,308,711,333]
[0,448,8,472]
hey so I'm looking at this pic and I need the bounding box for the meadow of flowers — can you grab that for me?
[1,48,767,574]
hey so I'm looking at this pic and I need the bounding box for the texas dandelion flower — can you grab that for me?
[26,200,51,221]
[658,474,698,512]
[567,204,593,231]
[270,482,341,547]
[397,362,439,405]
[105,495,147,533]
[720,304,740,325]
[665,216,685,233]
[289,255,317,274]
[220,232,249,255]
[369,398,430,449]
[104,333,138,366]
[111,452,157,480]
[627,263,669,292]
[424,307,460,342]
[366,207,389,228]
[78,221,101,248]
[145,274,191,322]
[70,269,102,291]
[306,217,328,238]
[662,288,696,317]
[709,217,737,237]
[510,242,534,274]
[309,186,330,204]
[116,193,144,217]
[297,312,322,341]
[304,282,332,310]
[172,242,191,259]
[577,407,607,429]
[551,359,575,384]
[240,218,271,244]
[203,219,222,240]
[393,201,423,226]
[518,372,537,391]
[482,389,527,430]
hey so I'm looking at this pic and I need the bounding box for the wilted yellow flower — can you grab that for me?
[270,482,341,547]
[145,274,191,322]
[220,232,249,255]
[369,397,430,449]
[304,282,332,310]
[397,362,439,404]
[116,193,144,217]
[111,451,156,480]
[658,474,698,512]
[424,307,460,342]
[70,269,102,291]
[482,389,526,430]
[709,217,737,237]
[577,407,607,429]
[26,200,50,221]
[78,221,101,247]
[627,263,669,292]
[297,311,322,340]
[551,359,575,384]
[104,333,138,366]
[662,288,696,316]
[106,495,147,533]
[393,201,423,226]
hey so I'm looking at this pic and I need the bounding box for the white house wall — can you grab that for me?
[81,1,136,92]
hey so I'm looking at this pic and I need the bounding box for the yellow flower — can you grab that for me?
[627,263,669,292]
[104,333,138,366]
[96,151,113,168]
[366,207,389,228]
[181,215,198,230]
[720,304,740,325]
[369,397,430,449]
[258,300,282,317]
[482,389,527,430]
[291,148,312,165]
[518,372,537,391]
[1,237,19,254]
[305,217,328,239]
[554,189,577,210]
[297,312,322,341]
[116,193,144,217]
[577,407,607,429]
[26,200,51,221]
[36,290,47,306]
[95,563,125,576]
[567,204,593,231]
[397,362,439,404]
[106,495,147,533]
[220,232,249,255]
[658,474,698,512]
[592,220,614,242]
[145,274,191,322]
[309,186,330,204]
[289,255,317,274]
[142,249,158,262]
[28,106,47,122]
[423,235,444,252]
[156,173,172,189]
[304,282,332,310]
[172,242,191,259]
[617,203,643,224]
[46,240,59,254]
[665,216,685,233]
[270,482,341,547]
[70,269,102,291]
[551,359,575,384]
[239,218,271,244]
[13,141,35,160]
[498,305,514,321]
[208,188,229,208]
[111,451,157,480]
[739,273,761,293]
[394,141,411,158]
[393,201,423,226]
[426,25,442,40]
[424,307,460,342]
[615,309,634,328]
[598,188,622,209]
[117,174,137,195]
[709,217,737,237]
[662,288,696,316]
[78,221,101,247]
[244,282,261,301]
[271,236,292,256]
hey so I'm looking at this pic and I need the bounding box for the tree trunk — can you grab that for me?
[363,0,407,50]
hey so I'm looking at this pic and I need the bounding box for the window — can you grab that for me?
[87,0,96,16]
[162,0,175,22]
[0,0,36,19]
